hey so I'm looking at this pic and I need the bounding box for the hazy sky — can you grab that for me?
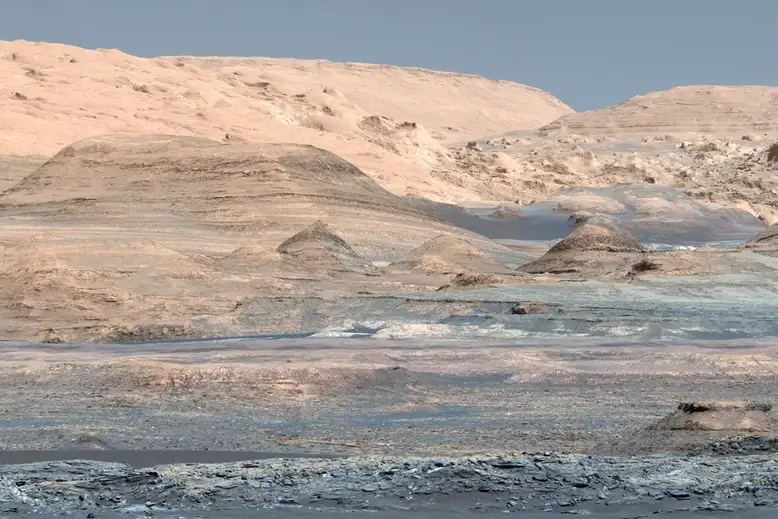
[2,0,776,111]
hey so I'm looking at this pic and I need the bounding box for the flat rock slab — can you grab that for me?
[1,453,778,516]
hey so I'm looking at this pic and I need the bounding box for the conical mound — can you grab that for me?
[547,223,644,254]
[276,220,371,272]
[222,244,281,266]
[742,224,778,256]
[520,223,644,276]
[608,401,778,455]
[388,235,508,275]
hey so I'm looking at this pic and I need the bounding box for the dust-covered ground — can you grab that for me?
[1,337,777,455]
[1,338,778,516]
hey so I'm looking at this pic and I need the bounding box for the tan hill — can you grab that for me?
[0,39,572,203]
[541,85,778,137]
[0,133,465,253]
[0,133,512,341]
[388,235,511,275]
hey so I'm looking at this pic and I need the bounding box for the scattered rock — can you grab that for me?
[0,454,772,515]
[510,302,554,315]
[568,211,593,224]
[628,258,661,276]
[663,401,774,433]
[439,272,529,291]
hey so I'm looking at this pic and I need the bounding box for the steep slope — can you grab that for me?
[176,55,573,143]
[541,85,778,137]
[0,40,572,203]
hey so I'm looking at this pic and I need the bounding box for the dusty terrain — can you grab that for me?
[2,338,778,455]
[3,39,778,517]
[5,39,778,216]
[1,339,778,516]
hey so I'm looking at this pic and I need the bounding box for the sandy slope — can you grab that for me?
[541,85,778,137]
[0,39,571,203]
[173,55,572,144]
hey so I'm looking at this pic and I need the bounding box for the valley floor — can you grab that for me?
[0,337,775,455]
[1,338,778,516]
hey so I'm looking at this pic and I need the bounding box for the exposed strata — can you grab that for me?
[743,223,778,256]
[276,220,375,273]
[519,222,646,277]
[0,134,531,342]
[541,85,778,137]
[0,453,777,516]
[610,401,778,455]
[0,39,572,204]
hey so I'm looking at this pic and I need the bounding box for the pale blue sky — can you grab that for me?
[2,1,776,111]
